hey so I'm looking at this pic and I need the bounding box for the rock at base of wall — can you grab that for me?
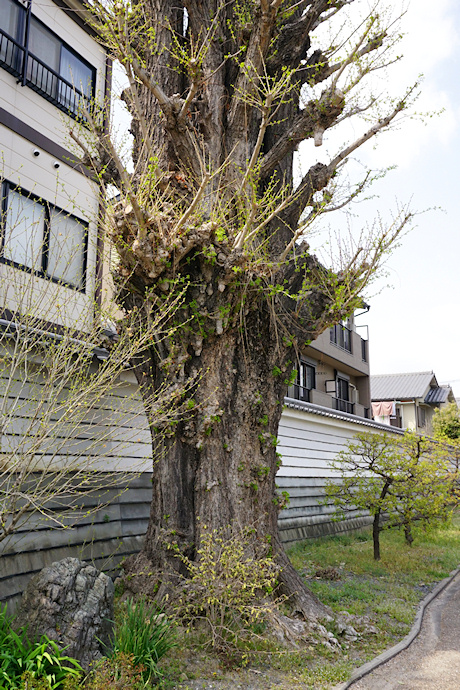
[14,557,114,671]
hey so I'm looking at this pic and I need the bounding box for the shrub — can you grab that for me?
[85,653,145,690]
[173,525,281,653]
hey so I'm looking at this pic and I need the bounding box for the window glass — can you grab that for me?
[337,377,349,401]
[29,18,60,71]
[60,46,92,95]
[0,0,24,70]
[27,18,60,98]
[59,46,92,113]
[47,208,85,288]
[0,0,23,40]
[3,188,45,270]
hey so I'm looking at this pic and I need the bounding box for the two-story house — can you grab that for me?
[370,371,456,435]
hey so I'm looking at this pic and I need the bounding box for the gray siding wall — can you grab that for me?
[0,396,403,609]
[0,475,152,609]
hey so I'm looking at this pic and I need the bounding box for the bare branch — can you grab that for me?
[328,89,415,171]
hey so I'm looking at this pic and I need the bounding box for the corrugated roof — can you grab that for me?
[425,387,450,404]
[371,372,437,401]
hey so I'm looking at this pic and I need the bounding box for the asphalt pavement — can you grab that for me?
[336,568,460,690]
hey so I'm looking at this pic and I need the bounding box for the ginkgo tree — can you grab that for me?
[71,0,418,622]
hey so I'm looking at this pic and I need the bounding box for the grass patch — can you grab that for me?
[300,658,354,688]
[157,516,460,689]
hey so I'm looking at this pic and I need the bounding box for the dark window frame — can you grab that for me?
[0,179,88,292]
[335,375,354,414]
[0,0,96,120]
[330,322,352,353]
[336,376,350,402]
[290,360,316,402]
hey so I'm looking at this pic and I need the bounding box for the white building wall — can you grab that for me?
[277,401,404,542]
[0,0,107,330]
[0,0,106,144]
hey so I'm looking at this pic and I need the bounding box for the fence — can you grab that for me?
[0,393,403,609]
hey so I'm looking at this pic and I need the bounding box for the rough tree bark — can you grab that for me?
[81,0,415,622]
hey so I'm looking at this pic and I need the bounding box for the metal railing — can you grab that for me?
[290,384,311,402]
[330,324,352,352]
[0,29,91,120]
[334,398,355,414]
[0,30,24,79]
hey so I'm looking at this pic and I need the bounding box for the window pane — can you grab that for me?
[3,189,45,270]
[47,208,85,288]
[28,18,60,98]
[337,378,349,401]
[60,47,92,95]
[0,0,22,40]
[29,18,60,70]
[59,46,92,114]
[0,0,24,71]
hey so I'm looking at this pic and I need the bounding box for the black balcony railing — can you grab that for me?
[0,29,91,120]
[334,398,355,414]
[330,324,352,352]
[0,30,24,79]
[289,384,311,402]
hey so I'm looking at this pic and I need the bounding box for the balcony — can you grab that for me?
[288,384,311,403]
[0,29,91,121]
[334,398,355,414]
[330,324,352,353]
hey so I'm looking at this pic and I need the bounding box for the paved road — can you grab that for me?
[349,572,460,690]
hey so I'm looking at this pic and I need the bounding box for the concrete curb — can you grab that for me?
[332,565,460,690]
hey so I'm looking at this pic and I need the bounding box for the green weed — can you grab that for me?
[111,598,176,684]
[0,605,83,690]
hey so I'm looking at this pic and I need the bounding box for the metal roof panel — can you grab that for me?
[371,372,437,401]
[425,387,450,404]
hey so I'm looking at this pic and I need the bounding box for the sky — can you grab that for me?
[304,0,460,398]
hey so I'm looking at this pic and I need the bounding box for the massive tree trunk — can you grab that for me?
[120,244,332,617]
[83,0,413,623]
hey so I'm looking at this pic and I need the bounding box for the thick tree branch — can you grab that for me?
[259,87,345,180]
[227,0,281,130]
[132,59,173,116]
[285,87,416,227]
